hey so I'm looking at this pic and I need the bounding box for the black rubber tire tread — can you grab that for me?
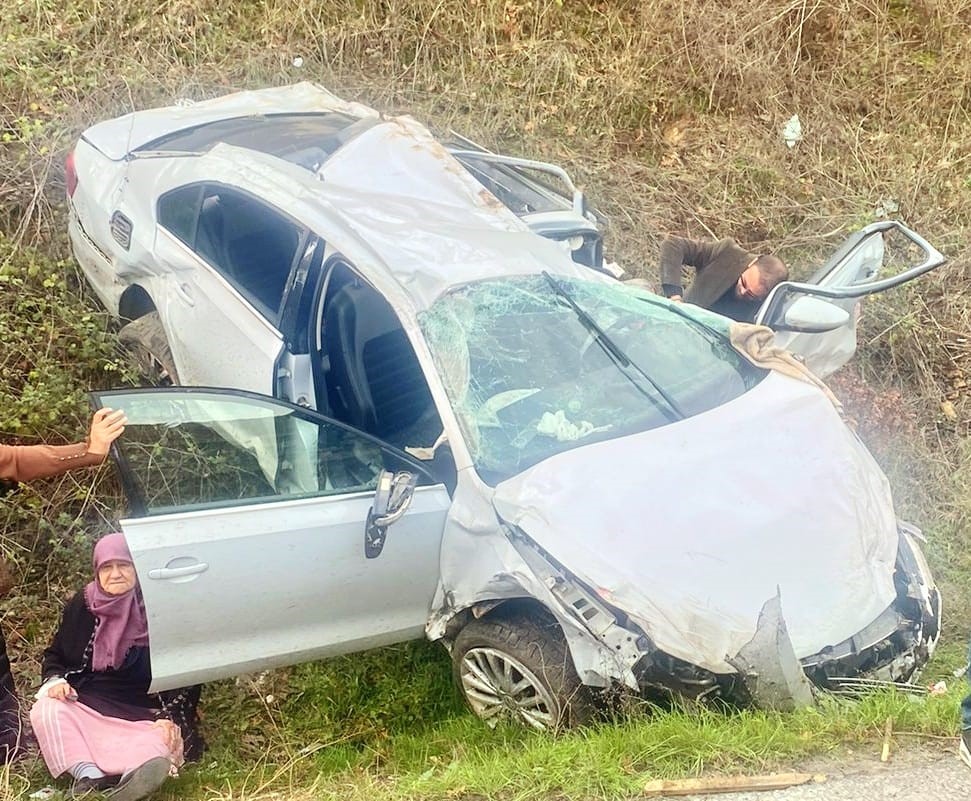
[118,311,180,385]
[452,612,597,729]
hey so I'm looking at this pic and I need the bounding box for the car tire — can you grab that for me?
[452,613,596,730]
[118,311,180,386]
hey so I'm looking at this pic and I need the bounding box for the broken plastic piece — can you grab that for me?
[782,114,803,148]
[728,591,815,711]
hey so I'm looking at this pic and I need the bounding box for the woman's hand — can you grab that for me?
[87,408,128,457]
[45,681,76,701]
[152,719,185,769]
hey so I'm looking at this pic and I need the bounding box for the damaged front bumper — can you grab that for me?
[495,520,940,712]
[551,521,939,707]
[799,521,941,691]
[629,521,942,707]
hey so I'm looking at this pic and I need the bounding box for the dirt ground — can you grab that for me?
[668,744,970,801]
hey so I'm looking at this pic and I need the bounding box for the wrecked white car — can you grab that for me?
[70,84,942,726]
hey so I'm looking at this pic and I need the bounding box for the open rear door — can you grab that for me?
[754,221,945,377]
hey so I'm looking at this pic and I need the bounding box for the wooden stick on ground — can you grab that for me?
[881,716,894,762]
[643,772,823,797]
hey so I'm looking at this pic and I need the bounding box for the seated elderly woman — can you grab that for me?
[30,533,203,800]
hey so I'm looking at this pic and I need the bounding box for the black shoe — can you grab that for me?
[70,774,119,798]
[960,729,971,769]
[104,757,170,801]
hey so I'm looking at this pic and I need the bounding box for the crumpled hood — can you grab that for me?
[491,371,899,674]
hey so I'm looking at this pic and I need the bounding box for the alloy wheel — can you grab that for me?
[459,646,559,730]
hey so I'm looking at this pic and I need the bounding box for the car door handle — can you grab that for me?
[147,562,209,580]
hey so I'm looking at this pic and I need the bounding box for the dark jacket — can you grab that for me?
[659,236,755,310]
[42,591,205,761]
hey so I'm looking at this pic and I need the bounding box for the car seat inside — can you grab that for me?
[320,264,443,454]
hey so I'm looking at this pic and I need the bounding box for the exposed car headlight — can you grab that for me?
[898,521,935,592]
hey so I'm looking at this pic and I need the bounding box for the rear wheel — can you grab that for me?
[452,613,595,730]
[118,311,179,385]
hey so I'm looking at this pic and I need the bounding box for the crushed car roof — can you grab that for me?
[120,101,598,309]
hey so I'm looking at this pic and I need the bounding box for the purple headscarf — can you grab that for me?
[83,533,149,671]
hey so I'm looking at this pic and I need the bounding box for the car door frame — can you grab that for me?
[755,220,945,327]
[153,179,321,392]
[752,221,945,376]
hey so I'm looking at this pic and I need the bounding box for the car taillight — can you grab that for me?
[65,149,78,198]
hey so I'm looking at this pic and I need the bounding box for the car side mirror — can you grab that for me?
[773,296,850,334]
[365,470,418,559]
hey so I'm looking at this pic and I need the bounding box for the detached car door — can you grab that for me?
[753,221,945,377]
[93,387,451,692]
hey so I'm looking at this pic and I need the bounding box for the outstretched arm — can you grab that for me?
[0,408,126,483]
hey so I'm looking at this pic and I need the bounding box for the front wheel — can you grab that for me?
[118,311,180,385]
[452,613,595,730]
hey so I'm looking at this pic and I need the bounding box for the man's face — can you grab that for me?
[735,261,767,301]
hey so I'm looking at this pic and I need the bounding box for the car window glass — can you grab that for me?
[157,185,202,245]
[420,276,765,484]
[194,186,304,324]
[100,390,431,516]
[136,113,359,171]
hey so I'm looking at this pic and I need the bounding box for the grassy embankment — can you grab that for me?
[2,1,971,798]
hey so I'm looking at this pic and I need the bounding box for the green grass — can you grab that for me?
[154,674,966,801]
[8,637,965,799]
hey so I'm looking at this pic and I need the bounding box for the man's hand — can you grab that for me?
[668,295,683,303]
[87,408,127,457]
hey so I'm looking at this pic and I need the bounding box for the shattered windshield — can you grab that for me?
[419,276,766,484]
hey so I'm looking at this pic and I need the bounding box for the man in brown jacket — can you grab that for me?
[659,235,788,323]
[0,406,126,761]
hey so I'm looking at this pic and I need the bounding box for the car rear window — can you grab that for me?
[135,112,361,170]
[420,276,766,483]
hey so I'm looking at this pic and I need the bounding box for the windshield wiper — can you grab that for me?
[541,272,685,421]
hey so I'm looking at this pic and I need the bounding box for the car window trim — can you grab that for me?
[756,221,945,327]
[279,234,323,353]
[89,386,442,516]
